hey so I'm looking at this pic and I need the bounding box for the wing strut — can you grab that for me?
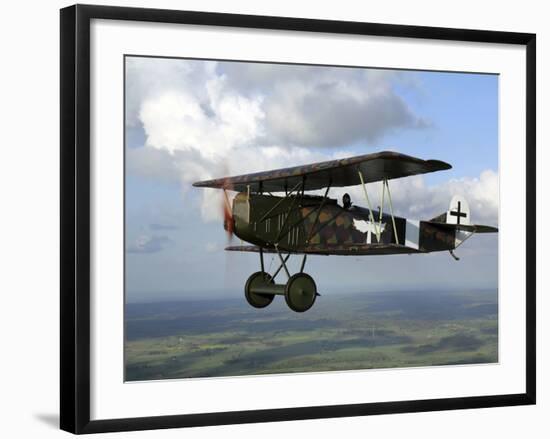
[384,179,400,245]
[358,172,400,245]
[358,171,382,241]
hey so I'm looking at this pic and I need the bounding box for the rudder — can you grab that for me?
[446,195,470,225]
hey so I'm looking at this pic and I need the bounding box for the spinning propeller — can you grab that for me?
[220,176,235,242]
[222,191,234,241]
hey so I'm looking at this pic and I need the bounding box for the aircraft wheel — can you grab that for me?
[284,273,317,313]
[244,271,275,308]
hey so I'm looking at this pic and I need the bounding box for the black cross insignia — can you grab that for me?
[450,201,467,224]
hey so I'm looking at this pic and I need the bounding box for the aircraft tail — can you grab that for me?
[430,195,470,225]
[428,195,498,248]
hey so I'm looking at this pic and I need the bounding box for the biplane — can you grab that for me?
[193,151,498,313]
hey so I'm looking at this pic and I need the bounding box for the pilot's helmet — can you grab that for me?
[342,193,352,209]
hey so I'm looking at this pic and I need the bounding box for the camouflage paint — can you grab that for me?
[232,193,460,255]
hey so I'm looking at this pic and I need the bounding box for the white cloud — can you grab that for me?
[139,82,264,159]
[219,63,427,147]
[205,242,220,253]
[125,57,217,127]
[149,223,179,231]
[127,235,173,254]
[263,71,426,147]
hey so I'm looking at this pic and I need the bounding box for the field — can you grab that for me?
[125,289,498,381]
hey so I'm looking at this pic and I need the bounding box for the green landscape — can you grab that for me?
[125,289,498,381]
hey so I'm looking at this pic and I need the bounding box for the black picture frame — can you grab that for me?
[60,4,536,434]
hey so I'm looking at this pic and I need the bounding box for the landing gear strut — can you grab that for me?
[244,251,319,312]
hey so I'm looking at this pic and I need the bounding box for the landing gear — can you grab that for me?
[244,252,319,312]
[284,273,317,313]
[244,271,275,308]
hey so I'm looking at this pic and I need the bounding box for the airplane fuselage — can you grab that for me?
[231,192,458,255]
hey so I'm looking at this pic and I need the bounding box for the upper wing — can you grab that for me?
[225,243,421,256]
[193,151,451,192]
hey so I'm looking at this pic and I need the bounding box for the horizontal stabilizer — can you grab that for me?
[428,222,498,234]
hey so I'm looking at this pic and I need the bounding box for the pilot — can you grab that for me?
[342,193,352,209]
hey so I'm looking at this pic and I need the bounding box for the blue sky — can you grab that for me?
[125,57,498,302]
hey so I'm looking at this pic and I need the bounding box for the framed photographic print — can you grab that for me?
[60,4,536,434]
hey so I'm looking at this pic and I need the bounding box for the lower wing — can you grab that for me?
[225,243,421,256]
